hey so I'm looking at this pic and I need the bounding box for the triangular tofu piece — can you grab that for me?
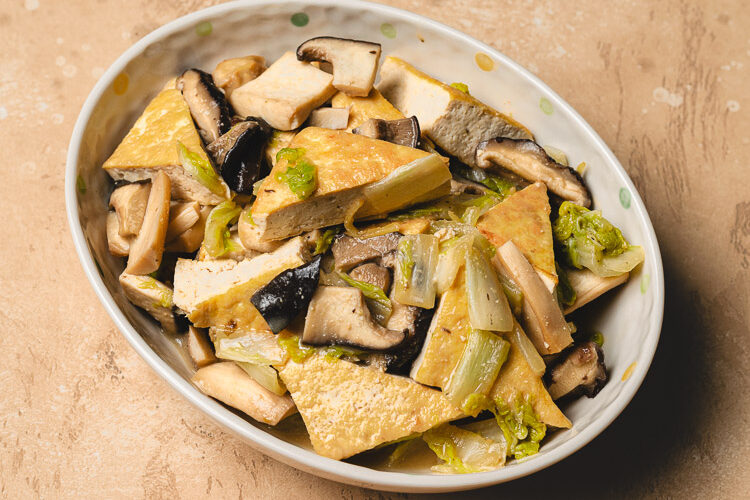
[377,56,532,167]
[251,127,449,240]
[278,354,462,460]
[490,321,571,429]
[477,182,557,285]
[410,268,471,388]
[102,88,230,204]
[173,237,307,330]
[331,88,405,131]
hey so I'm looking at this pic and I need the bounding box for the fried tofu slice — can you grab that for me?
[477,182,557,286]
[118,272,176,334]
[172,237,308,330]
[278,354,462,460]
[228,52,336,130]
[102,88,230,204]
[251,127,449,241]
[377,56,532,167]
[410,268,471,388]
[490,321,571,429]
[193,362,296,425]
[331,89,405,131]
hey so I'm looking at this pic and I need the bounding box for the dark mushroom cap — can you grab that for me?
[475,137,591,207]
[207,117,272,194]
[177,68,233,144]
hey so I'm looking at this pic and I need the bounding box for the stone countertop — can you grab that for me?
[1,0,748,498]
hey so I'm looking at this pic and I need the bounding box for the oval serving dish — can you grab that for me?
[65,0,664,492]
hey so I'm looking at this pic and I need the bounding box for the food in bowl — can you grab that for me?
[100,35,644,473]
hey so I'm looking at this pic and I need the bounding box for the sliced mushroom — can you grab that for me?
[109,183,151,237]
[165,205,211,254]
[166,201,201,241]
[125,171,171,275]
[475,138,591,207]
[177,68,233,144]
[331,232,401,271]
[349,262,392,293]
[107,211,131,257]
[352,116,420,149]
[494,240,572,355]
[296,37,382,97]
[187,325,217,368]
[302,286,405,350]
[192,362,296,425]
[212,55,266,97]
[207,118,272,194]
[382,302,433,374]
[564,268,629,314]
[250,256,322,334]
[548,341,607,399]
[308,107,350,129]
[119,272,176,334]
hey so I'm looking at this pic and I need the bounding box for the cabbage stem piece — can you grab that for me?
[235,362,287,395]
[203,201,242,257]
[435,235,471,294]
[214,332,287,365]
[422,424,505,473]
[444,329,510,415]
[176,140,229,198]
[466,245,513,332]
[394,234,438,309]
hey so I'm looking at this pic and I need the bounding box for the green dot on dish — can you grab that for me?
[196,21,212,36]
[539,97,553,115]
[640,274,650,294]
[291,12,309,27]
[619,187,631,208]
[380,23,397,38]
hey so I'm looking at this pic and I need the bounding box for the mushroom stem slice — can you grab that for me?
[187,326,218,368]
[476,138,591,207]
[177,68,233,144]
[302,286,406,350]
[212,55,266,97]
[494,241,572,355]
[548,341,607,400]
[308,107,350,130]
[109,183,151,237]
[296,37,382,97]
[564,269,629,314]
[353,116,421,148]
[166,201,201,241]
[125,171,171,275]
[107,211,132,257]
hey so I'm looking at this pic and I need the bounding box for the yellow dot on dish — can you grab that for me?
[621,361,637,381]
[113,73,129,95]
[475,52,494,71]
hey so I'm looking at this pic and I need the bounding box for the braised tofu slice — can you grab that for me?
[237,206,283,253]
[229,52,336,131]
[489,321,571,429]
[106,211,131,257]
[109,183,151,237]
[377,56,532,167]
[102,88,230,204]
[119,272,176,334]
[173,237,308,330]
[278,354,462,460]
[251,127,449,240]
[477,182,557,286]
[410,268,471,388]
[192,362,296,425]
[331,89,404,131]
[564,269,629,314]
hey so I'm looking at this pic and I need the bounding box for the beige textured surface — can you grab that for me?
[1,0,748,498]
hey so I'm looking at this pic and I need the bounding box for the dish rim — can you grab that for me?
[64,0,665,492]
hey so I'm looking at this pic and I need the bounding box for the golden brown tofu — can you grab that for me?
[278,354,462,460]
[251,127,449,240]
[331,89,405,131]
[102,88,230,204]
[477,182,557,285]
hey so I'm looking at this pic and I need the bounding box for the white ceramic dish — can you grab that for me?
[65,0,664,492]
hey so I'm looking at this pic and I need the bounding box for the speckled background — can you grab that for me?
[1,0,749,498]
